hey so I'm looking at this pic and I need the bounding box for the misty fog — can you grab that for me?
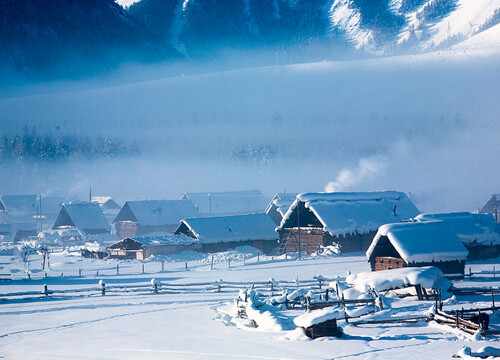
[1,50,499,212]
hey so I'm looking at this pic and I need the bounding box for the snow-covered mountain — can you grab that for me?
[1,0,498,79]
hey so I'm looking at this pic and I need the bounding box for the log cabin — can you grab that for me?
[108,234,200,260]
[174,213,278,254]
[265,193,299,225]
[180,190,270,216]
[415,212,500,261]
[277,191,420,254]
[366,221,469,276]
[113,200,198,239]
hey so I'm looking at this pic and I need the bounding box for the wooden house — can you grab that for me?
[265,193,299,225]
[277,191,420,254]
[415,212,500,261]
[113,200,198,239]
[180,190,270,216]
[108,234,199,260]
[174,213,278,254]
[53,202,111,236]
[479,194,500,222]
[293,308,344,338]
[366,221,469,276]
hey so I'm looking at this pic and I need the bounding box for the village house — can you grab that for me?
[277,191,420,254]
[52,202,116,246]
[0,194,37,222]
[108,234,199,260]
[479,194,500,222]
[415,212,500,261]
[92,196,121,223]
[174,213,278,254]
[366,221,469,276]
[265,192,299,225]
[113,200,198,239]
[0,222,37,243]
[180,190,270,216]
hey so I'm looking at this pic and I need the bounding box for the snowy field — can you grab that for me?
[1,248,499,359]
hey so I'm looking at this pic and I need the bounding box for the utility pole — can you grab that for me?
[297,202,301,260]
[89,187,92,202]
[39,194,43,231]
[208,193,212,215]
[494,206,498,222]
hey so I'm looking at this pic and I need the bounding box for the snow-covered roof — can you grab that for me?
[346,266,445,292]
[367,221,469,264]
[91,196,121,210]
[53,202,110,233]
[181,190,269,215]
[293,308,345,328]
[265,193,299,217]
[415,212,500,246]
[280,191,420,237]
[128,234,197,247]
[113,200,198,226]
[176,213,278,244]
[0,195,37,216]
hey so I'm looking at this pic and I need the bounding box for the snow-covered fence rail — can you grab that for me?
[0,276,338,302]
[464,266,500,279]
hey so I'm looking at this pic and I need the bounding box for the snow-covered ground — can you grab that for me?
[1,248,499,359]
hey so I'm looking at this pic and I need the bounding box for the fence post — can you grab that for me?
[185,262,188,270]
[60,272,63,277]
[285,252,287,260]
[494,266,496,279]
[154,283,158,294]
[325,288,329,301]
[142,264,145,274]
[79,269,82,277]
[45,272,48,278]
[257,252,260,262]
[469,267,472,278]
[492,288,495,307]
[96,270,99,276]
[44,284,48,296]
[210,256,214,270]
[100,280,106,296]
[162,261,165,271]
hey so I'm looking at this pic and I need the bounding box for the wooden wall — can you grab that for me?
[465,244,500,261]
[372,256,405,271]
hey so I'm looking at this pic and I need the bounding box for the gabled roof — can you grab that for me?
[280,191,421,237]
[479,194,500,215]
[0,195,37,216]
[367,221,469,264]
[175,213,278,244]
[265,193,299,217]
[92,196,121,210]
[53,202,110,233]
[181,190,269,215]
[415,212,500,245]
[113,200,198,226]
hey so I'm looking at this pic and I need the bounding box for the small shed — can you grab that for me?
[174,213,278,254]
[108,234,199,260]
[293,308,344,338]
[415,212,500,261]
[180,190,270,216]
[277,191,420,254]
[479,194,500,222]
[53,202,111,236]
[265,193,299,225]
[366,221,469,276]
[113,200,198,239]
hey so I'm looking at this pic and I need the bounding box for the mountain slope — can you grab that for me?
[0,0,171,78]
